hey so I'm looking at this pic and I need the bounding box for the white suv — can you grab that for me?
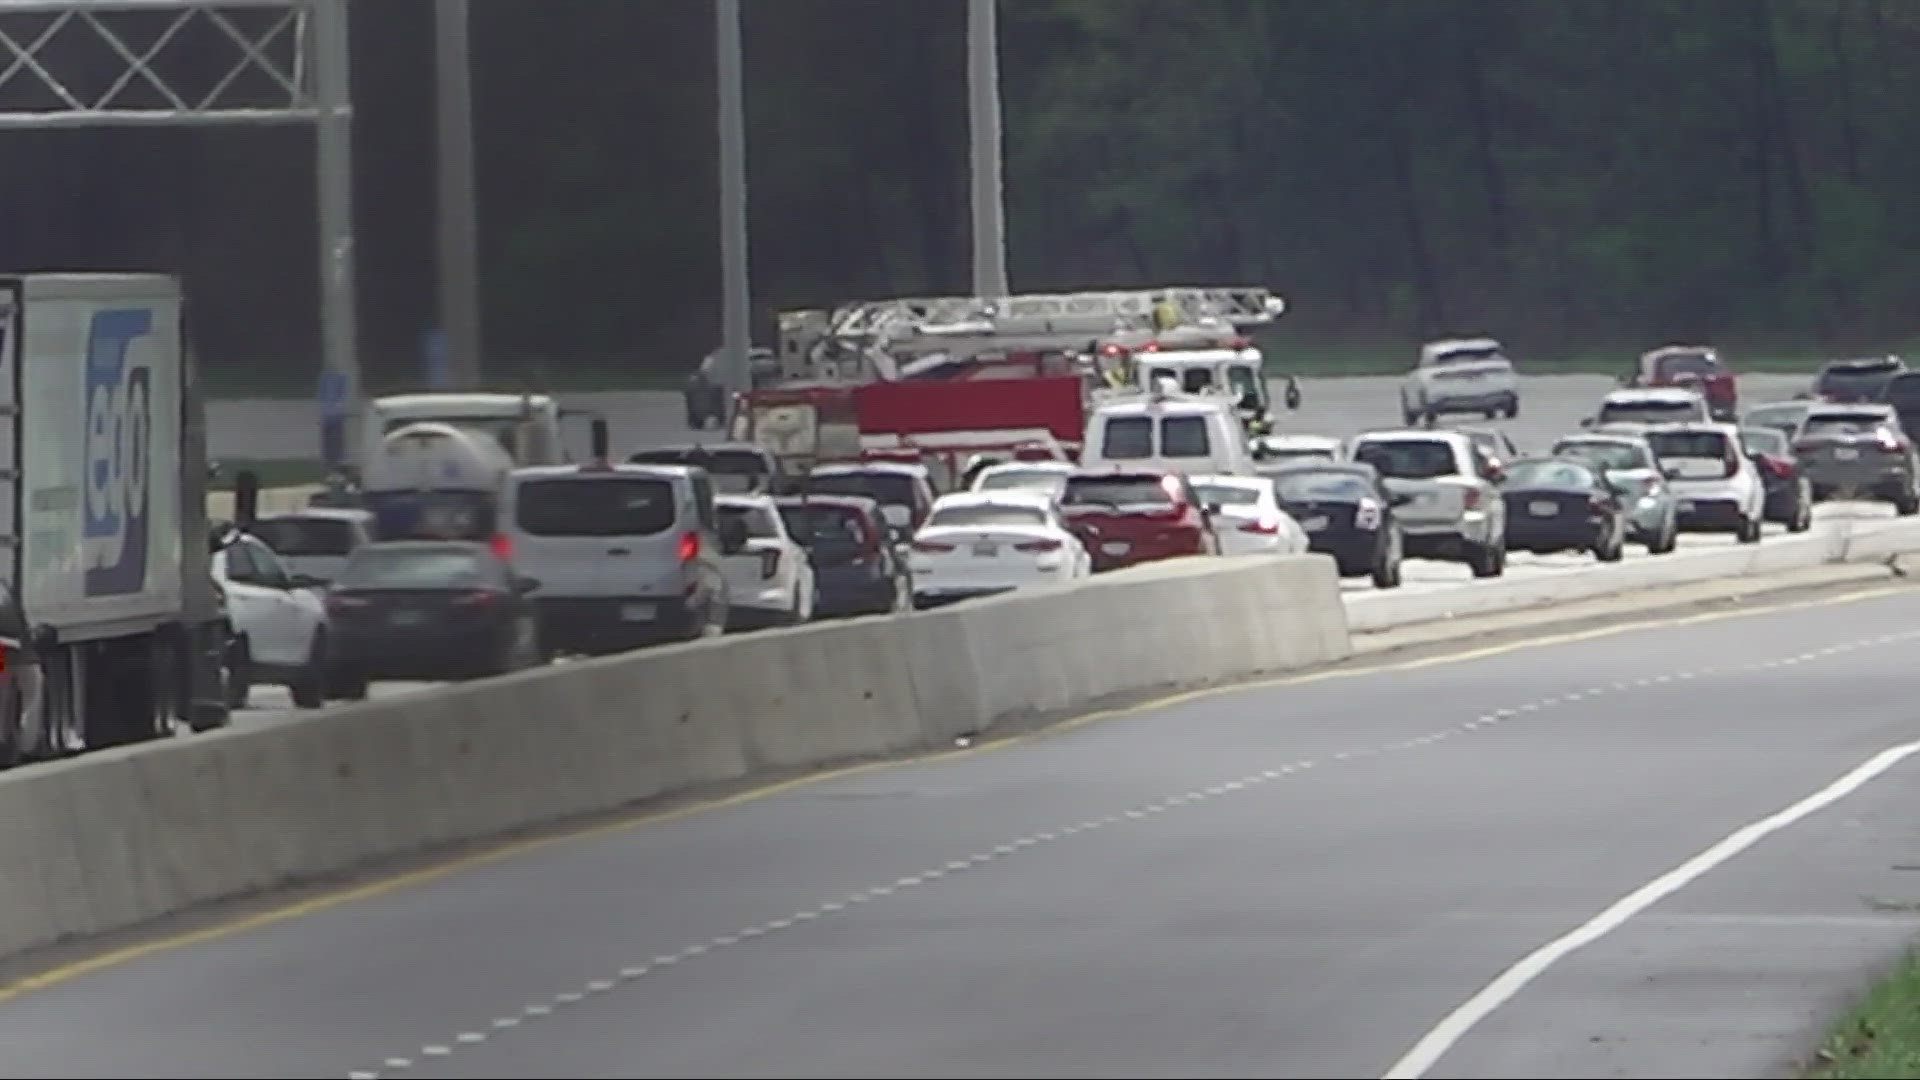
[1642,423,1767,543]
[1401,338,1519,425]
[1349,429,1507,577]
[211,530,332,708]
[715,493,816,629]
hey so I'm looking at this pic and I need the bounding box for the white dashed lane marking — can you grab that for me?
[340,628,1920,1078]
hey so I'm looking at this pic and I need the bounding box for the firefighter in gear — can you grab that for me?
[1151,295,1182,332]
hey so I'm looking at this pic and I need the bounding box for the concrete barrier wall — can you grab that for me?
[0,552,1350,959]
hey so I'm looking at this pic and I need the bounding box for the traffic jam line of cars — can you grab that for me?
[217,342,1920,714]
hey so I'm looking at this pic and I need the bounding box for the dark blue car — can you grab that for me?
[773,494,910,618]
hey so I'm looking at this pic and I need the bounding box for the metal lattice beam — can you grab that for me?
[0,0,339,128]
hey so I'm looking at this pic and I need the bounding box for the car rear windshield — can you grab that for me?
[1502,459,1596,490]
[338,547,490,591]
[806,471,917,508]
[1818,360,1901,396]
[248,517,357,557]
[1653,353,1719,379]
[1884,374,1920,408]
[776,503,871,552]
[1645,431,1730,459]
[1191,481,1264,506]
[627,448,770,493]
[976,469,1068,494]
[1161,416,1212,457]
[1741,429,1789,457]
[1598,399,1699,424]
[924,504,1049,530]
[1802,413,1893,438]
[1272,471,1372,502]
[1432,347,1501,365]
[1552,440,1651,472]
[717,501,781,539]
[1351,439,1458,480]
[1062,475,1175,509]
[515,477,677,537]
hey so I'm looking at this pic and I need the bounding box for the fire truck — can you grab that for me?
[738,285,1294,490]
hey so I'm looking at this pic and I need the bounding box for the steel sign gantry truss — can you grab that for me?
[0,0,360,416]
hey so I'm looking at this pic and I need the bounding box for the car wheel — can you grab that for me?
[1284,381,1302,410]
[1738,514,1763,544]
[1503,396,1520,419]
[1898,487,1920,517]
[1648,515,1678,554]
[1373,533,1403,589]
[1470,538,1504,578]
[288,628,329,710]
[1402,405,1420,427]
[1595,520,1625,562]
[1790,483,1814,532]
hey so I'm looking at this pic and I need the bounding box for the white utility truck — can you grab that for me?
[1,272,232,755]
[359,420,518,547]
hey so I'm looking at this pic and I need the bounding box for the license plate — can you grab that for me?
[1529,500,1559,517]
[1101,540,1132,556]
[972,541,999,557]
[1300,516,1329,532]
[1835,447,1860,460]
[390,610,424,626]
[620,602,657,622]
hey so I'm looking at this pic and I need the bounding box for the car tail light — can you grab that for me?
[1462,488,1482,510]
[1880,430,1909,453]
[489,534,513,561]
[1759,455,1795,480]
[1793,439,1819,454]
[1238,517,1281,535]
[1014,538,1063,552]
[759,549,781,578]
[912,539,955,553]
[1588,493,1610,512]
[677,530,700,563]
[452,590,496,606]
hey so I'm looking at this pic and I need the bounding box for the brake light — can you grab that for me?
[1880,430,1908,453]
[1723,452,1741,479]
[1462,488,1482,510]
[1238,517,1281,535]
[677,530,700,563]
[759,549,781,578]
[1759,455,1795,480]
[911,539,955,553]
[452,590,496,606]
[1014,538,1063,552]
[1588,493,1610,513]
[489,534,513,561]
[0,642,10,675]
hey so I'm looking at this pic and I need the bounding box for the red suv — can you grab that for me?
[1059,471,1220,572]
[1630,345,1737,420]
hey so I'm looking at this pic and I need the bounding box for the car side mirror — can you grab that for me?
[1389,492,1415,506]
[718,517,749,555]
[514,575,541,594]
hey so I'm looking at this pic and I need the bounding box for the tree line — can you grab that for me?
[0,0,1911,389]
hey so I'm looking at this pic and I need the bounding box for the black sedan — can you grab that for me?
[325,540,544,696]
[1266,460,1405,589]
[1499,457,1627,561]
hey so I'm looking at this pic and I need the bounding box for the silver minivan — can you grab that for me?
[504,463,748,656]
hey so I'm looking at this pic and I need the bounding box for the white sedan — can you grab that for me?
[907,490,1092,609]
[716,493,817,629]
[1189,474,1311,557]
[211,530,332,709]
[969,459,1076,497]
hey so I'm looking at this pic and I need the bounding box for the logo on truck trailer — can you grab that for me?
[83,308,153,597]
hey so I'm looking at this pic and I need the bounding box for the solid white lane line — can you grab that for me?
[1379,740,1920,1080]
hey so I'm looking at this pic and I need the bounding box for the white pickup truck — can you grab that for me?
[1401,338,1520,426]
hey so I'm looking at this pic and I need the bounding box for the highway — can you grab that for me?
[14,582,1920,1079]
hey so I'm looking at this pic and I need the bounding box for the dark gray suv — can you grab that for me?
[1794,404,1920,514]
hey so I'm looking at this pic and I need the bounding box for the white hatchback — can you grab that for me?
[1188,474,1310,557]
[211,531,332,709]
[907,490,1092,609]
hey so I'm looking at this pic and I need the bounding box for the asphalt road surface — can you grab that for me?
[228,371,1853,719]
[17,584,1920,1079]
